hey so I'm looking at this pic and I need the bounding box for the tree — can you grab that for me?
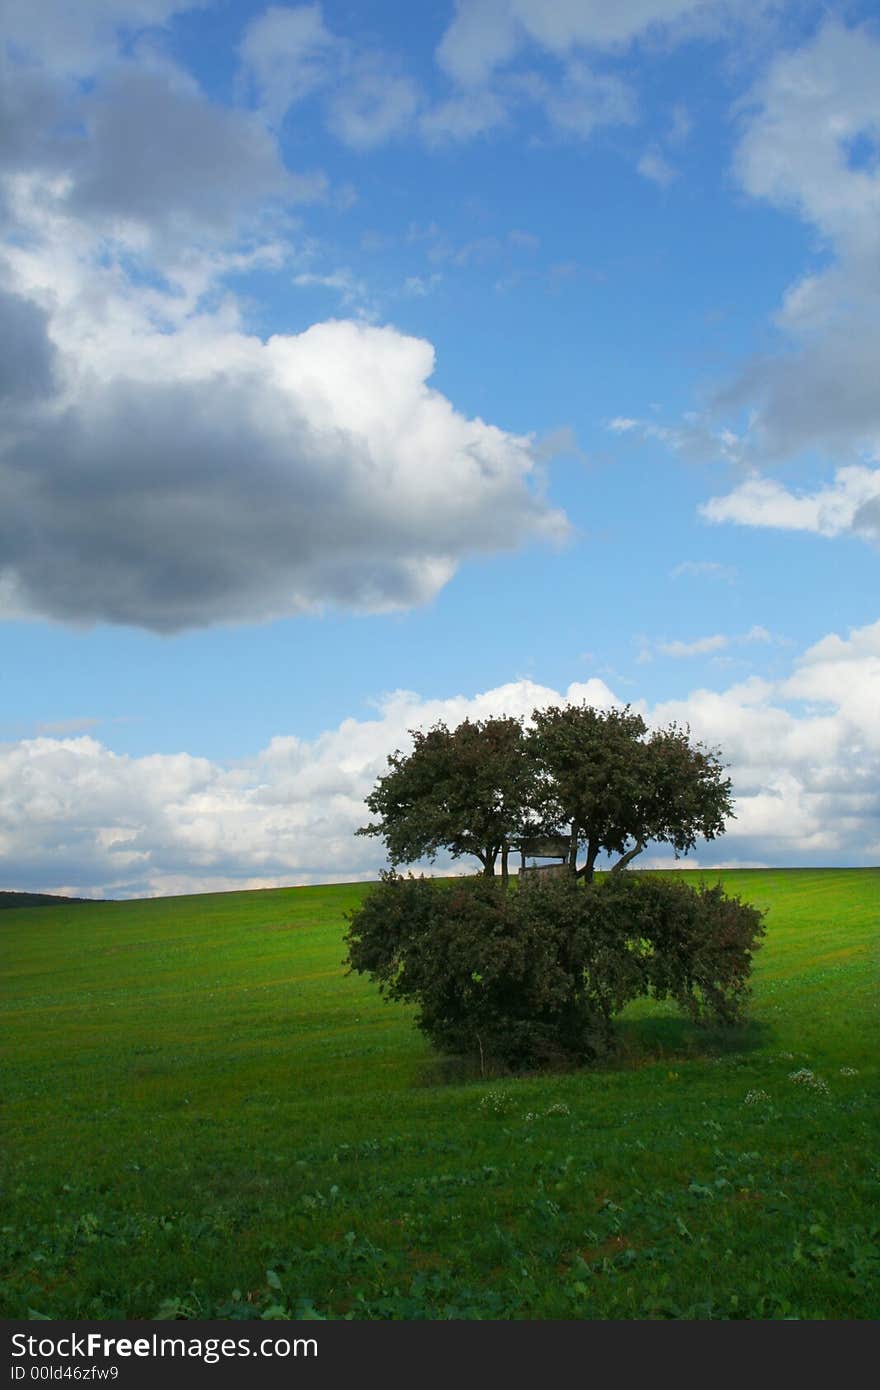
[359,702,733,882]
[529,703,733,881]
[344,870,766,1069]
[357,716,539,886]
[350,707,757,1072]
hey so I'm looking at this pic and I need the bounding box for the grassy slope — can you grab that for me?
[1,869,877,1320]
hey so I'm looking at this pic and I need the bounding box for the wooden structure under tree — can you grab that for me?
[514,834,572,882]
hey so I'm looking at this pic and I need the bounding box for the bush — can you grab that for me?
[344,871,766,1070]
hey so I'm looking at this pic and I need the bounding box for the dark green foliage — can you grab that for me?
[587,873,766,1027]
[359,703,734,883]
[344,872,766,1069]
[358,716,537,882]
[530,704,733,879]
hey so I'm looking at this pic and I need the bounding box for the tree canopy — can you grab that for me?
[530,704,733,880]
[359,702,733,880]
[357,716,538,884]
[345,870,766,1069]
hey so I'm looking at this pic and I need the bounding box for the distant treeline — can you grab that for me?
[0,891,92,910]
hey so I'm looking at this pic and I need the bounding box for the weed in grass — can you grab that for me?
[788,1068,830,1095]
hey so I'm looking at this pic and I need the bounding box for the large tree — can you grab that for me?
[529,703,733,880]
[359,703,733,883]
[358,716,539,885]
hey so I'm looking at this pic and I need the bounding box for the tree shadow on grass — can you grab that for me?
[414,1049,591,1088]
[611,1014,773,1069]
[413,1015,774,1087]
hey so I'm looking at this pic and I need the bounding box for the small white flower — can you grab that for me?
[479,1089,515,1115]
[743,1088,771,1105]
[788,1068,828,1094]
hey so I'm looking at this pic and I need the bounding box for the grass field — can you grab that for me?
[1,868,877,1320]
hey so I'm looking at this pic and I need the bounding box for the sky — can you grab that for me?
[1,0,878,898]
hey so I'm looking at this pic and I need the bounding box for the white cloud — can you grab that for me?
[0,3,567,633]
[326,60,419,150]
[3,623,878,896]
[291,266,373,310]
[434,0,743,89]
[238,4,338,124]
[0,0,205,74]
[607,412,747,464]
[722,17,878,455]
[701,465,880,541]
[620,22,880,533]
[668,101,692,143]
[651,625,777,658]
[0,232,566,629]
[424,0,764,145]
[239,3,420,149]
[659,634,729,657]
[402,274,443,297]
[420,88,510,142]
[707,21,880,486]
[516,63,638,138]
[637,148,678,186]
[0,38,324,267]
[671,560,738,582]
[734,20,880,260]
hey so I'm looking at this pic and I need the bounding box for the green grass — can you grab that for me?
[1,868,877,1320]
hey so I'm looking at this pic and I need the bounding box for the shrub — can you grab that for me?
[344,871,765,1070]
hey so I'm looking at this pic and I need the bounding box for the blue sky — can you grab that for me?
[1,0,878,896]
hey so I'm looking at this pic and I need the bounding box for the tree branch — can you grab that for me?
[609,841,645,873]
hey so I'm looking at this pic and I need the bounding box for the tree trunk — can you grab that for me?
[567,825,579,877]
[610,841,645,873]
[481,845,498,877]
[500,841,509,888]
[576,839,599,882]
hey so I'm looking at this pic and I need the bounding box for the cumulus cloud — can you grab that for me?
[722,21,880,464]
[695,21,880,534]
[701,465,880,542]
[0,288,58,402]
[0,244,565,629]
[0,16,324,268]
[0,5,565,633]
[734,20,880,261]
[648,619,880,865]
[3,623,877,897]
[64,60,314,251]
[615,22,880,541]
